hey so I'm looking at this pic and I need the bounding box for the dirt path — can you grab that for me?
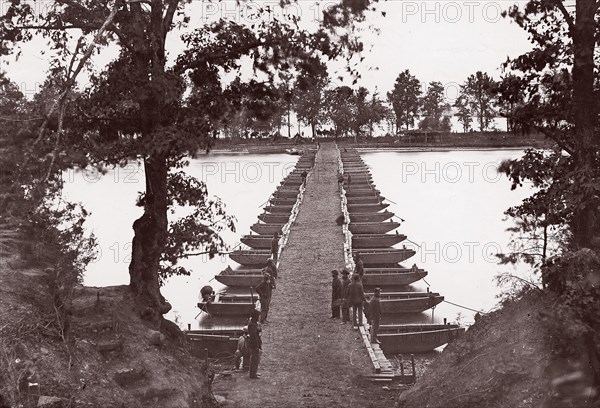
[213,143,394,407]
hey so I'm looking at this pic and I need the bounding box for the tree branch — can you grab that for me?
[162,0,179,40]
[504,113,575,156]
[29,2,121,179]
[0,116,44,122]
[16,24,95,30]
[551,0,576,33]
[174,39,270,76]
[497,272,543,291]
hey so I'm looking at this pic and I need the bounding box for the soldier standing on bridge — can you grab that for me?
[354,253,364,281]
[265,257,278,277]
[255,272,274,324]
[301,169,308,186]
[340,269,351,324]
[347,173,352,189]
[347,274,366,329]
[369,288,383,344]
[234,326,250,371]
[330,270,342,319]
[271,232,279,262]
[248,309,262,379]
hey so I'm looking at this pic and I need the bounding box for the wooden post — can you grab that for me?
[399,354,405,383]
[411,354,416,383]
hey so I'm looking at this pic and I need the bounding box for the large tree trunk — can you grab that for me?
[129,154,171,326]
[570,0,598,249]
[127,4,172,326]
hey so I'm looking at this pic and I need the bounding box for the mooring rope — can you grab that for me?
[442,300,488,315]
[404,238,420,248]
[422,277,488,315]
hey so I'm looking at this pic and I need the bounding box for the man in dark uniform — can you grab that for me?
[301,169,308,186]
[234,326,250,370]
[330,269,342,318]
[340,269,351,324]
[347,274,365,329]
[248,309,262,379]
[200,285,214,303]
[369,288,384,344]
[264,258,278,289]
[354,253,364,281]
[255,272,274,324]
[271,232,279,262]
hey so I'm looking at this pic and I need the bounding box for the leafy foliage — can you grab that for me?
[493,74,527,134]
[497,0,600,389]
[418,81,449,131]
[293,61,330,138]
[325,86,354,137]
[459,71,497,132]
[540,250,600,363]
[324,85,387,138]
[160,169,236,280]
[453,95,472,133]
[2,0,378,322]
[1,77,97,338]
[360,91,389,137]
[387,70,421,132]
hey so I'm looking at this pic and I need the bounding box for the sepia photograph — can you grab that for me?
[0,0,598,407]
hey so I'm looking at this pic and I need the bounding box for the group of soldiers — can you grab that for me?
[330,253,383,344]
[232,258,278,379]
[235,231,280,378]
[231,247,383,380]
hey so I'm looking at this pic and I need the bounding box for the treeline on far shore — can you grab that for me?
[211,131,551,151]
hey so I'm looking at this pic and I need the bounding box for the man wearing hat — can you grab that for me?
[248,309,262,378]
[369,288,384,344]
[330,270,342,319]
[234,326,250,370]
[353,253,364,281]
[255,272,274,324]
[264,258,278,289]
[340,269,351,324]
[347,274,366,329]
[271,232,279,262]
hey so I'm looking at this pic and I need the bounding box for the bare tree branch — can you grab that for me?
[551,0,576,33]
[28,2,121,182]
[162,0,180,40]
[504,113,576,156]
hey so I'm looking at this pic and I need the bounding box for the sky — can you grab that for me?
[1,0,533,104]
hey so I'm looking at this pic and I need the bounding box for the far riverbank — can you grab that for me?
[209,132,551,154]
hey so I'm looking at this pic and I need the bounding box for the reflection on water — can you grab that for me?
[62,149,533,329]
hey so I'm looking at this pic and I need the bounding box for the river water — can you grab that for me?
[360,149,535,324]
[62,148,533,328]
